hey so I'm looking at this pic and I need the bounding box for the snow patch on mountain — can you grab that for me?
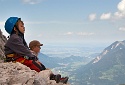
[92,40,125,64]
[93,56,101,64]
[102,50,109,55]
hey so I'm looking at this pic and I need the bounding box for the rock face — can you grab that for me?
[0,29,7,62]
[0,62,70,85]
[0,30,70,85]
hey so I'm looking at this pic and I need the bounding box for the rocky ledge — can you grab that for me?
[0,62,70,85]
[0,30,70,85]
[0,29,7,62]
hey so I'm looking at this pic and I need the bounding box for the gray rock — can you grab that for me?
[0,62,70,85]
[0,29,7,62]
[0,30,70,85]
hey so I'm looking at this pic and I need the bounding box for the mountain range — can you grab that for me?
[38,53,87,68]
[73,40,125,85]
[38,53,61,68]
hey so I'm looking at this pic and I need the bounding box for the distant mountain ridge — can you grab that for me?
[60,55,84,63]
[93,40,125,64]
[74,40,125,85]
[38,53,85,68]
[38,53,61,68]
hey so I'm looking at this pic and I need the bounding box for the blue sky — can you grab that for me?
[0,0,125,46]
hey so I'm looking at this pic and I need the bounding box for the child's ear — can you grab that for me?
[13,27,17,32]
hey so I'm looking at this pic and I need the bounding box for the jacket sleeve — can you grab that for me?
[6,35,34,58]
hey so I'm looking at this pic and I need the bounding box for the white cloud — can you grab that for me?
[63,32,95,36]
[117,0,125,12]
[21,0,43,4]
[77,32,95,36]
[119,27,125,31]
[100,13,111,20]
[64,32,74,35]
[98,0,125,20]
[89,14,96,21]
[113,0,125,19]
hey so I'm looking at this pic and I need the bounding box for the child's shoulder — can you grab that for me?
[8,34,21,41]
[10,34,20,38]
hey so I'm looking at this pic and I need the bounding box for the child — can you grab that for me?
[29,40,69,84]
[4,17,47,72]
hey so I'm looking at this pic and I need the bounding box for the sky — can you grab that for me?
[0,0,125,47]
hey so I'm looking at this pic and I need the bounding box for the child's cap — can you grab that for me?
[29,40,43,49]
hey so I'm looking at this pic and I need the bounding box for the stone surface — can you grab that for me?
[0,29,7,62]
[0,62,70,85]
[0,30,70,85]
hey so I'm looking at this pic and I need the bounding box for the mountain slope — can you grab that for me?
[61,55,84,63]
[38,53,61,68]
[74,40,125,85]
[38,53,86,68]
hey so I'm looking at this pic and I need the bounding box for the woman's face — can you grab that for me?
[18,21,25,34]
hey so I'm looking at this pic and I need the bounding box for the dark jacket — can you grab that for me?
[4,33,34,58]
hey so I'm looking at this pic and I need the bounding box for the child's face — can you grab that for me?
[18,21,25,34]
[33,45,41,54]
